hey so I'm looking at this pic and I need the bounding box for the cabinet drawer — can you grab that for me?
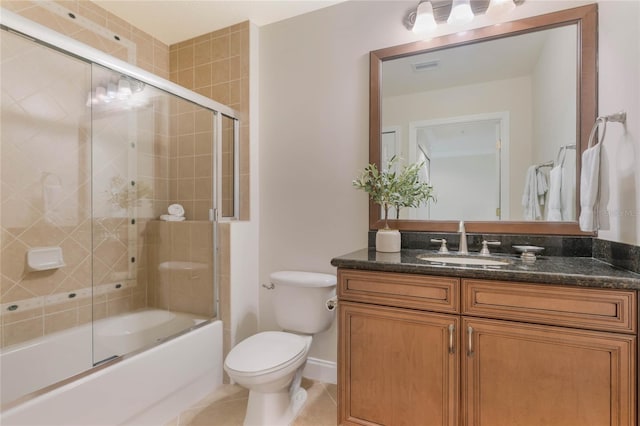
[462,279,637,333]
[338,269,459,314]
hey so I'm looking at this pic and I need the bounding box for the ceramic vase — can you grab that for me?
[375,229,401,253]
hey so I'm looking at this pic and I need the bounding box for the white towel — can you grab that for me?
[167,203,184,217]
[579,143,601,232]
[546,165,563,221]
[536,170,548,203]
[160,214,186,222]
[522,165,542,220]
[561,154,576,221]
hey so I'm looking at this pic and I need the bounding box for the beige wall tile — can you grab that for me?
[2,306,43,325]
[177,68,195,89]
[177,178,195,201]
[194,155,213,178]
[211,35,230,61]
[211,60,230,85]
[177,45,195,70]
[195,40,212,66]
[178,157,195,179]
[195,132,213,155]
[44,309,78,334]
[194,64,212,89]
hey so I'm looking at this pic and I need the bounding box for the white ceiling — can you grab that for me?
[93,0,346,45]
[382,29,551,98]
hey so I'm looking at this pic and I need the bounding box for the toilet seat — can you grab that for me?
[225,331,309,377]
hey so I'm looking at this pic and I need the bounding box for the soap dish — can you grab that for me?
[512,245,545,254]
[512,245,544,264]
[27,247,65,271]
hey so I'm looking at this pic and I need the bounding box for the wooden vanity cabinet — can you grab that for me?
[338,270,460,426]
[463,317,635,426]
[338,269,637,426]
[340,302,459,426]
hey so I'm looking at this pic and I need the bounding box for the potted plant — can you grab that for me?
[353,156,435,252]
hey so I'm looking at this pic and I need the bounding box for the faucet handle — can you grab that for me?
[431,238,449,254]
[480,240,501,256]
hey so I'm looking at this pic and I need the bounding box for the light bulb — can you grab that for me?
[106,82,117,100]
[413,1,438,33]
[486,0,515,19]
[448,0,474,25]
[117,78,132,99]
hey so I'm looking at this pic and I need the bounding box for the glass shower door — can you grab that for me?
[0,28,93,403]
[90,64,218,364]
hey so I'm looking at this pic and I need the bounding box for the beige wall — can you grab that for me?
[596,0,640,244]
[258,0,640,367]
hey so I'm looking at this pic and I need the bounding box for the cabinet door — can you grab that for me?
[339,301,459,426]
[462,317,636,426]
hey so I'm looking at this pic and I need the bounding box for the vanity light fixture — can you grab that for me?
[405,0,525,33]
[412,1,438,33]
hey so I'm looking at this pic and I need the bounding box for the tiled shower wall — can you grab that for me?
[1,1,243,352]
[0,0,171,348]
[169,22,250,220]
[1,0,170,79]
[169,21,251,369]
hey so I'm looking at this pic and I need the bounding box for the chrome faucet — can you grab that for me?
[458,220,468,255]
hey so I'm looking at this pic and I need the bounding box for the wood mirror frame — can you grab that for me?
[369,4,597,235]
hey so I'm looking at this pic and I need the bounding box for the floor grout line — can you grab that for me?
[175,381,336,426]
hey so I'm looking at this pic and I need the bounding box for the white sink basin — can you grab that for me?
[417,255,511,267]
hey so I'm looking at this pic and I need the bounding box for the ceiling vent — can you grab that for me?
[411,59,440,72]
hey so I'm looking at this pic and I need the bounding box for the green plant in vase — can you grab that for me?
[353,156,435,252]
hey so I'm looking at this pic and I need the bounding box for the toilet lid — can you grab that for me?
[225,331,307,374]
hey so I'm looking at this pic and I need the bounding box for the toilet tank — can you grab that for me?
[270,271,337,334]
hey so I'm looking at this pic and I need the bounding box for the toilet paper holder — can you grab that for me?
[326,296,338,311]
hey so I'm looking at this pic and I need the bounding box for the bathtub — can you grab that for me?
[1,309,222,426]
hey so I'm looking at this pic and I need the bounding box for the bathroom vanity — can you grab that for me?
[331,249,640,426]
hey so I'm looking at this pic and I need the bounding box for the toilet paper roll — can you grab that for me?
[167,203,184,217]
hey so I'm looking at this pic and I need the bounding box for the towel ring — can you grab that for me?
[555,145,567,167]
[587,111,627,149]
[587,116,607,149]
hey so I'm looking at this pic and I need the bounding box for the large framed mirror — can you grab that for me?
[370,4,597,235]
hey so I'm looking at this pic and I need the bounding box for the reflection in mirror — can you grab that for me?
[382,25,577,222]
[370,5,597,235]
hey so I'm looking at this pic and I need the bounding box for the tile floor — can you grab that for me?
[166,379,337,426]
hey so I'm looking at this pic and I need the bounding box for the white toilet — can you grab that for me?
[224,271,337,426]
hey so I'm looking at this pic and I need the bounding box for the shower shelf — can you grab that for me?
[27,247,65,271]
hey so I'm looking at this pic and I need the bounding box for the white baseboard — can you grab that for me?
[303,357,337,384]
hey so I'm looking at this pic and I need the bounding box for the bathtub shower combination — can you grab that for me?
[1,9,238,425]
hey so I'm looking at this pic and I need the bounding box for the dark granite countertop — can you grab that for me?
[331,248,640,290]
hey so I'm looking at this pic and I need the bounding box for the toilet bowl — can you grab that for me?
[224,271,336,426]
[225,332,312,426]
